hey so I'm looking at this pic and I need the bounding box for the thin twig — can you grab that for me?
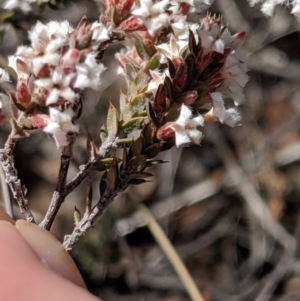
[64,161,95,195]
[41,135,117,230]
[139,204,205,301]
[63,188,118,250]
[65,135,117,196]
[0,131,35,222]
[39,134,76,230]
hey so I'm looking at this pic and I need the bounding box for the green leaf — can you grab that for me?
[121,117,145,135]
[120,91,127,112]
[100,126,108,143]
[130,93,147,114]
[121,103,133,122]
[126,63,138,81]
[93,157,114,171]
[134,72,149,92]
[135,39,150,61]
[106,102,119,137]
[144,54,160,72]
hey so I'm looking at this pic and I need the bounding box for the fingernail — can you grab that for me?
[15,219,86,289]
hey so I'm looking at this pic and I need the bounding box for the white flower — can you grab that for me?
[3,0,36,12]
[156,35,189,61]
[146,69,168,93]
[131,0,170,35]
[29,20,73,53]
[198,18,232,54]
[248,0,300,19]
[74,53,106,91]
[217,50,248,105]
[91,22,110,45]
[172,104,204,147]
[0,68,10,83]
[189,0,214,13]
[209,92,241,127]
[43,107,79,148]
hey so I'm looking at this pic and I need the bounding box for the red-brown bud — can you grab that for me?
[157,122,175,140]
[16,81,31,106]
[119,16,146,32]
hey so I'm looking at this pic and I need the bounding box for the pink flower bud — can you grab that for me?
[37,64,50,78]
[157,122,175,140]
[178,3,190,14]
[116,0,135,17]
[61,49,80,66]
[119,16,146,32]
[31,114,49,129]
[177,91,198,105]
[16,81,31,105]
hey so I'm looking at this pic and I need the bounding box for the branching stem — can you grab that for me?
[0,131,35,223]
[40,135,117,230]
[40,134,76,230]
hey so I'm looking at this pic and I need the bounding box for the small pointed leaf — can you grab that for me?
[107,157,119,192]
[93,157,114,171]
[144,54,160,72]
[144,143,162,159]
[129,155,147,171]
[135,39,150,61]
[99,171,107,196]
[100,126,108,143]
[121,117,144,135]
[128,178,148,185]
[142,120,156,145]
[131,137,144,156]
[106,102,119,137]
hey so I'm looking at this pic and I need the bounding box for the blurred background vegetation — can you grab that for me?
[2,0,300,300]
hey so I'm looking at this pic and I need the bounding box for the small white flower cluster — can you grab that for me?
[151,16,248,147]
[199,19,248,105]
[248,0,300,19]
[3,0,36,12]
[131,0,214,36]
[7,20,110,148]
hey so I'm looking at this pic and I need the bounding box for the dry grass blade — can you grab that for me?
[139,204,205,301]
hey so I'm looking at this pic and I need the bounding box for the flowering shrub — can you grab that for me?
[0,0,248,251]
